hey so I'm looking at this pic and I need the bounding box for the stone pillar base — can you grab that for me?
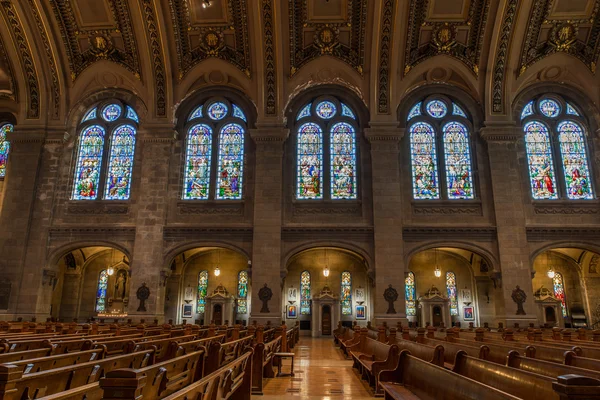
[374,314,409,328]
[250,314,282,327]
[502,314,540,329]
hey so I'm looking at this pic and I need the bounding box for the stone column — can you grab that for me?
[364,126,408,327]
[248,127,288,325]
[481,126,538,326]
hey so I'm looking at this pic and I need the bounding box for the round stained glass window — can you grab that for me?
[207,102,228,120]
[539,99,561,118]
[315,101,337,119]
[426,100,448,118]
[101,104,122,122]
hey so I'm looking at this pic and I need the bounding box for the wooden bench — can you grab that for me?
[419,337,489,366]
[565,351,600,372]
[507,350,600,380]
[9,348,105,374]
[350,337,400,395]
[393,339,444,367]
[252,336,281,395]
[0,348,53,364]
[206,335,254,376]
[131,334,196,362]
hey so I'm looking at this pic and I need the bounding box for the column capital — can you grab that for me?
[480,125,522,143]
[249,126,289,144]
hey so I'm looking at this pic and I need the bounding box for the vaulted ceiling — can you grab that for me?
[1,0,599,127]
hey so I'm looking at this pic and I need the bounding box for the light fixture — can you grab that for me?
[214,249,221,276]
[545,251,555,278]
[547,268,555,279]
[214,266,221,277]
[323,266,330,277]
[434,249,441,277]
[202,0,211,8]
[107,267,114,276]
[107,247,116,275]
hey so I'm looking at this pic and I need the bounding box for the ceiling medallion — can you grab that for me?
[314,25,339,54]
[200,30,224,56]
[432,24,457,52]
[550,21,578,51]
[89,35,115,58]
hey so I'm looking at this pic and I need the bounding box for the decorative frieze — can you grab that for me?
[403,227,497,242]
[526,227,600,242]
[412,201,483,216]
[177,202,244,216]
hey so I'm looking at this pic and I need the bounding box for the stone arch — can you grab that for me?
[405,241,499,274]
[282,241,372,275]
[529,241,600,270]
[47,241,133,271]
[162,241,251,272]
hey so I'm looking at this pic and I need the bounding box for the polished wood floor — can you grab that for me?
[258,336,373,399]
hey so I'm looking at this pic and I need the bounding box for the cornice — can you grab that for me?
[364,127,404,144]
[403,226,497,242]
[526,227,600,241]
[479,126,522,143]
[48,227,136,240]
[164,226,253,240]
[249,128,290,143]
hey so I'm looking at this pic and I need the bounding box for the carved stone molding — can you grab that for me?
[491,0,518,114]
[262,0,277,116]
[177,202,244,216]
[49,227,136,240]
[140,0,167,117]
[412,201,483,216]
[364,127,404,144]
[249,128,289,144]
[0,32,16,101]
[163,226,253,241]
[533,202,600,215]
[526,227,600,242]
[66,202,129,215]
[292,203,362,217]
[479,126,522,142]
[377,0,395,114]
[282,226,373,240]
[403,227,497,242]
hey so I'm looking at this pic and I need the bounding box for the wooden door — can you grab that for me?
[322,305,331,335]
[545,306,556,323]
[432,306,443,327]
[213,304,223,325]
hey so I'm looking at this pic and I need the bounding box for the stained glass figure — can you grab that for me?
[237,270,248,314]
[405,272,416,317]
[82,108,97,122]
[183,124,213,200]
[216,123,244,199]
[410,122,439,199]
[188,105,203,121]
[72,125,106,200]
[330,122,357,199]
[521,101,534,120]
[297,122,323,199]
[0,123,13,178]
[101,104,122,122]
[426,100,448,119]
[297,103,311,120]
[552,272,567,317]
[539,99,561,118]
[95,270,108,312]
[443,122,474,199]
[341,271,352,315]
[233,104,247,122]
[557,120,594,199]
[197,270,208,314]
[126,106,139,123]
[524,121,558,200]
[566,103,580,116]
[446,271,458,316]
[207,102,228,121]
[341,103,356,119]
[104,125,136,200]
[300,270,311,315]
[452,103,467,118]
[316,101,337,119]
[408,102,422,120]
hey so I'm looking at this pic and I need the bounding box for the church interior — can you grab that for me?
[0,0,600,398]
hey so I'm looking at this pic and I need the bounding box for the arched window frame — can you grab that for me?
[340,271,352,315]
[95,269,109,312]
[445,271,458,316]
[294,95,359,201]
[405,271,417,316]
[407,95,477,201]
[71,100,139,201]
[182,98,248,201]
[0,122,14,179]
[552,271,568,317]
[197,270,209,314]
[237,270,249,314]
[300,270,311,315]
[520,95,595,201]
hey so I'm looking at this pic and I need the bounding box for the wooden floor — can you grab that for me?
[258,336,373,399]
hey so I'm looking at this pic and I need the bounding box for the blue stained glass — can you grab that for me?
[524,121,558,200]
[197,271,208,314]
[297,103,311,120]
[566,103,580,116]
[341,103,356,119]
[233,104,247,122]
[0,123,13,178]
[82,108,97,122]
[426,100,447,118]
[553,272,567,317]
[188,105,203,121]
[452,103,467,118]
[443,122,474,199]
[126,106,139,123]
[446,272,458,316]
[297,122,323,199]
[557,120,594,200]
[101,104,122,122]
[95,270,108,312]
[316,101,337,119]
[72,125,106,200]
[539,99,561,118]
[104,125,136,200]
[521,101,534,120]
[183,124,213,200]
[300,271,311,315]
[237,270,248,314]
[341,271,352,315]
[216,123,244,199]
[207,102,228,120]
[405,272,416,316]
[410,122,439,199]
[408,102,422,120]
[330,122,357,199]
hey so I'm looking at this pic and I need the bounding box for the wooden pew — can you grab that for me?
[9,348,105,374]
[206,336,254,375]
[349,337,400,395]
[130,334,196,362]
[418,336,489,366]
[252,336,281,395]
[507,350,600,380]
[0,348,52,364]
[393,339,444,367]
[565,351,600,372]
[165,335,226,361]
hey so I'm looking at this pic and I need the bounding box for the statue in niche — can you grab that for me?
[115,270,127,300]
[258,284,273,313]
[383,284,398,314]
[136,283,150,312]
[511,285,527,315]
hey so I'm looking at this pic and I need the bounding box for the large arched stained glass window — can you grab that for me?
[216,123,244,200]
[95,270,109,312]
[237,270,248,314]
[443,122,474,199]
[405,272,416,316]
[197,270,208,314]
[297,123,323,199]
[557,121,593,199]
[410,122,439,199]
[524,121,558,200]
[552,272,567,317]
[183,124,212,200]
[300,270,311,315]
[0,123,13,178]
[341,271,352,315]
[105,125,136,200]
[446,271,458,316]
[72,125,106,200]
[331,123,357,199]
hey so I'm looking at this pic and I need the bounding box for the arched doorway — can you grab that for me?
[322,305,332,335]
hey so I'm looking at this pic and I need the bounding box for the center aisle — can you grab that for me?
[258,336,373,399]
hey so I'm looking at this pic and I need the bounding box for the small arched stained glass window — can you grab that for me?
[341,103,356,119]
[207,102,228,121]
[315,101,337,119]
[405,272,416,317]
[521,101,534,120]
[297,123,323,199]
[341,271,352,315]
[446,271,458,316]
[557,121,594,200]
[197,270,208,314]
[216,123,244,199]
[101,104,122,122]
[95,270,109,312]
[443,122,474,199]
[300,271,311,315]
[72,125,106,200]
[552,272,567,317]
[330,122,357,199]
[410,122,440,199]
[82,108,97,122]
[183,124,213,200]
[452,103,467,118]
[237,270,248,314]
[524,121,558,200]
[408,102,422,120]
[539,99,561,118]
[297,103,311,120]
[233,104,247,122]
[426,100,448,119]
[566,104,580,116]
[104,125,136,200]
[188,105,203,121]
[0,123,13,178]
[126,106,139,123]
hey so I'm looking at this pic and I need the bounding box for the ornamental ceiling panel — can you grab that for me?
[49,0,141,81]
[288,0,368,76]
[519,0,600,75]
[169,0,251,79]
[404,0,490,75]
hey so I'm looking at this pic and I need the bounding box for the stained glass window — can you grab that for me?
[426,100,448,119]
[183,124,213,200]
[297,122,323,199]
[72,125,106,200]
[207,102,228,120]
[82,108,97,122]
[297,103,311,120]
[408,102,422,120]
[316,101,337,119]
[539,99,561,118]
[197,270,208,314]
[341,271,352,315]
[104,125,136,200]
[188,105,203,121]
[405,272,416,317]
[446,271,458,316]
[410,122,439,199]
[0,123,13,178]
[216,123,244,199]
[341,103,356,119]
[566,103,580,116]
[330,122,357,199]
[552,272,567,317]
[521,101,534,120]
[101,104,122,122]
[452,103,467,118]
[237,270,248,314]
[300,270,311,315]
[443,122,474,199]
[95,270,108,312]
[126,106,139,123]
[524,121,558,200]
[557,121,594,199]
[233,104,247,122]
